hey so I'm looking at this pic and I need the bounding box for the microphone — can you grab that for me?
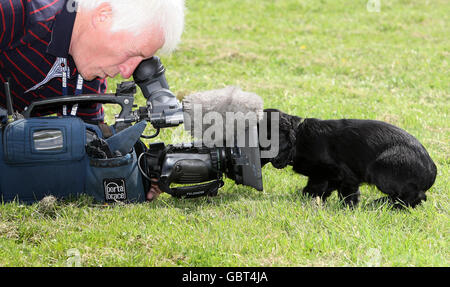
[182,86,264,146]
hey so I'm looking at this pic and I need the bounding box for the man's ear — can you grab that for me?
[91,2,113,30]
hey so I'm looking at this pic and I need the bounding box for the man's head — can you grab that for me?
[69,0,185,81]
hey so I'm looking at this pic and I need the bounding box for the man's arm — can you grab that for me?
[1,0,65,51]
[0,0,24,51]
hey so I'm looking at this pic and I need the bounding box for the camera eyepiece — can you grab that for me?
[132,57,184,129]
[133,56,169,94]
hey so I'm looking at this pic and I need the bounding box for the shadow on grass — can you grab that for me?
[140,184,409,215]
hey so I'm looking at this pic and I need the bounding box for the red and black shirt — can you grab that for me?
[0,0,107,122]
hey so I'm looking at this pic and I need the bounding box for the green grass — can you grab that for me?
[1,0,449,266]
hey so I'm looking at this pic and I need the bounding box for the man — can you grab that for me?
[0,0,185,200]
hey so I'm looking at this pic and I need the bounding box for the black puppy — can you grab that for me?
[261,109,437,208]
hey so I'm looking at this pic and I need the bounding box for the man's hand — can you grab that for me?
[147,178,163,201]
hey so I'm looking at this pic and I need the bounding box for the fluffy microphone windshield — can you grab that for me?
[182,86,264,145]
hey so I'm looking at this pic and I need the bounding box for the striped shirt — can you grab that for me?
[0,0,107,122]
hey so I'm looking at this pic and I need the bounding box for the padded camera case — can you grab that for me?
[0,117,146,204]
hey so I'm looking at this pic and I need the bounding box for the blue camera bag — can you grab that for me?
[0,117,146,204]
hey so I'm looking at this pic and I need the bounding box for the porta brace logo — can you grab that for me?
[103,179,127,202]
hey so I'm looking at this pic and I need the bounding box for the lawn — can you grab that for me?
[0,0,448,266]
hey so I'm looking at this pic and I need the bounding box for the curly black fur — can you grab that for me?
[261,109,437,208]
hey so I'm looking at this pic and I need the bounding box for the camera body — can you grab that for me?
[141,139,263,199]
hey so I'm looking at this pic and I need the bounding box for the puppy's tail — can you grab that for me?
[423,160,437,192]
[417,191,427,202]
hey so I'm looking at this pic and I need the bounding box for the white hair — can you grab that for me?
[74,0,185,54]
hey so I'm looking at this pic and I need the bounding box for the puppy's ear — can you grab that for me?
[289,114,302,125]
[288,128,297,147]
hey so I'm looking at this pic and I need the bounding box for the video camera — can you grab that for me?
[130,57,263,198]
[2,57,263,202]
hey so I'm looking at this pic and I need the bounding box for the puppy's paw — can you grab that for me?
[344,196,360,208]
[302,186,320,198]
[338,190,360,208]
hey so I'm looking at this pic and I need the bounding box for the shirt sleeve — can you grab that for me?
[0,0,26,50]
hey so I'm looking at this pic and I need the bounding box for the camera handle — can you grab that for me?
[22,82,138,132]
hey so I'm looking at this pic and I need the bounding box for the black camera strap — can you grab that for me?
[140,142,166,181]
[167,180,223,199]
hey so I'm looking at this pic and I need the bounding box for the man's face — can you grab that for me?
[70,4,165,81]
